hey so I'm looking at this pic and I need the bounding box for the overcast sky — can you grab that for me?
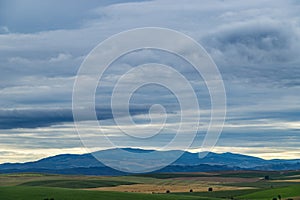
[0,0,299,163]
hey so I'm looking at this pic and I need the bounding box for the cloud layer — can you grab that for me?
[0,0,299,162]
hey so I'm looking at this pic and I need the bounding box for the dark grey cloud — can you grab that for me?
[0,108,73,129]
[202,18,300,87]
[0,107,151,129]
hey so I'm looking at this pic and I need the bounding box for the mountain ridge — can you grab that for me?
[0,148,299,175]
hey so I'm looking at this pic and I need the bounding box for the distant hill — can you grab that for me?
[0,148,299,175]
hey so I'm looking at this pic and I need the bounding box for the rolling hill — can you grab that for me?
[0,148,299,175]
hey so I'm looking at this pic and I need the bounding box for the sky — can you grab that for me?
[0,0,299,163]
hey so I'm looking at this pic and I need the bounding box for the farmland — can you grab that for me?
[0,171,300,200]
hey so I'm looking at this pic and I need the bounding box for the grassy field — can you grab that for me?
[19,179,135,188]
[239,184,300,200]
[0,171,300,200]
[0,186,211,200]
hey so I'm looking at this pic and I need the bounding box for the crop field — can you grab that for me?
[0,171,300,200]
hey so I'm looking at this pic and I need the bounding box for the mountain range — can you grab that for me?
[0,148,300,175]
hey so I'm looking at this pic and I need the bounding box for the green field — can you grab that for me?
[0,171,300,200]
[0,186,210,200]
[19,179,135,188]
[239,185,300,200]
[174,185,300,200]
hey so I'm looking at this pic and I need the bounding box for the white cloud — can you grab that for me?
[49,53,72,62]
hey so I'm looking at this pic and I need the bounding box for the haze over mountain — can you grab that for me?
[1,148,299,175]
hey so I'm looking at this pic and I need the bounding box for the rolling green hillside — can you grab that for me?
[19,179,135,188]
[1,172,300,200]
[238,184,300,200]
[0,186,218,200]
